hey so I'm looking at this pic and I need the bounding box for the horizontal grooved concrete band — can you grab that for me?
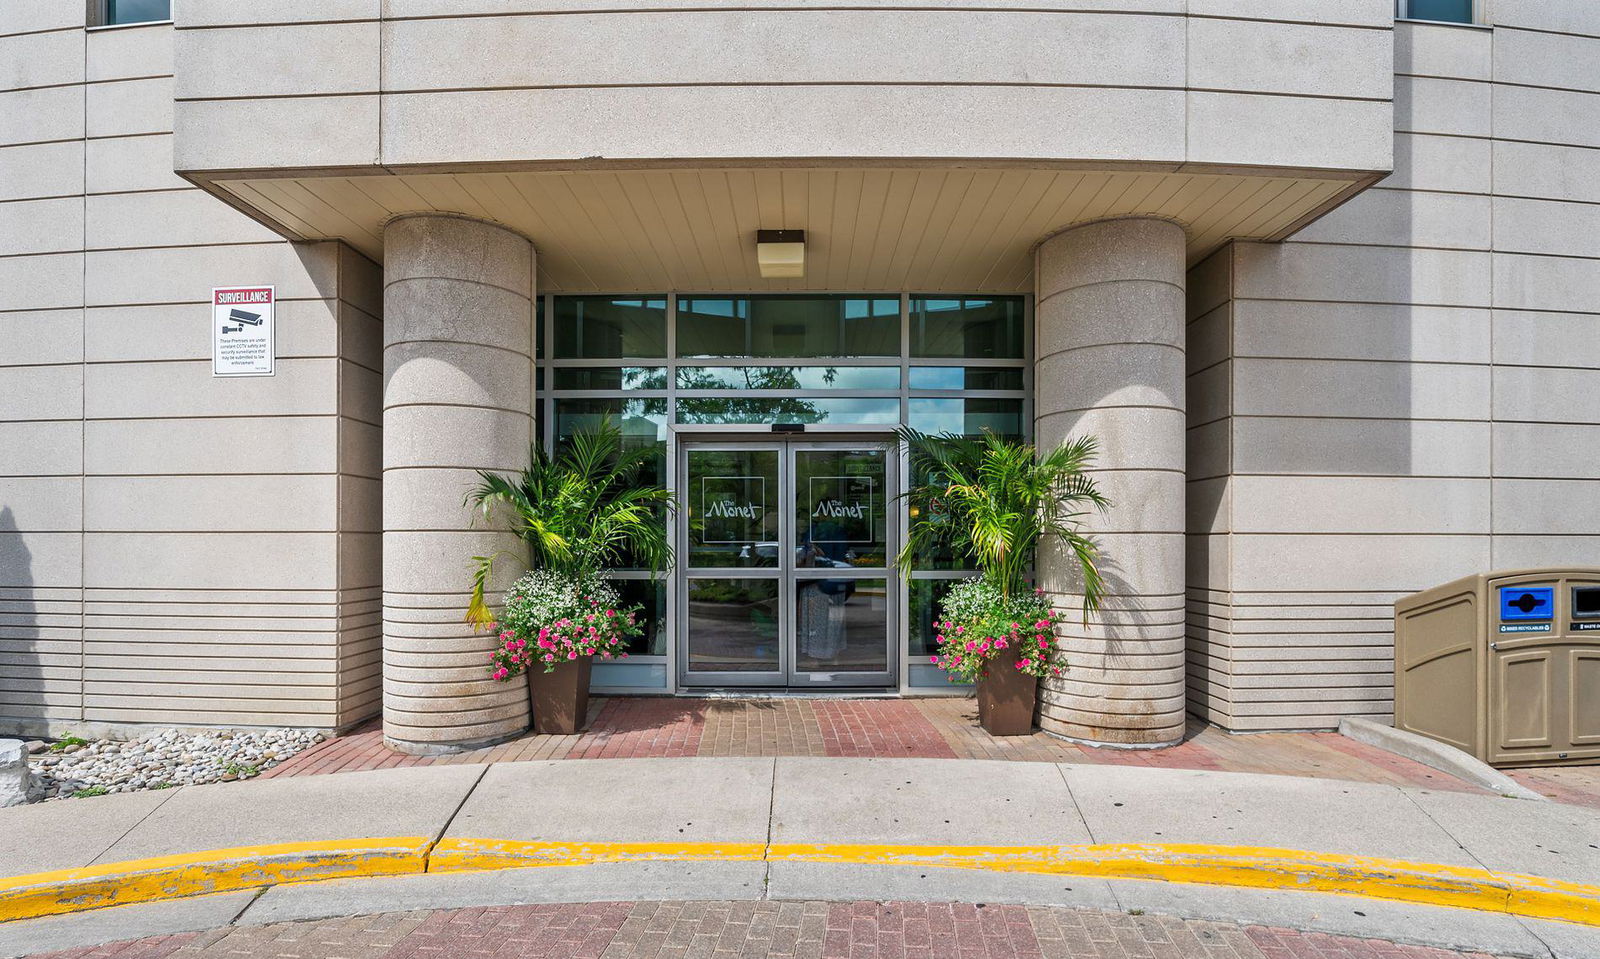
[3,837,1597,928]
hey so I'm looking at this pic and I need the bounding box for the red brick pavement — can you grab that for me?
[257,697,1503,798]
[24,902,1515,959]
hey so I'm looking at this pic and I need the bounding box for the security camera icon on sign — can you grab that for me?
[222,309,262,335]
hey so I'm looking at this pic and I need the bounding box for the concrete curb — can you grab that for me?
[1338,718,1547,802]
[4,837,1598,929]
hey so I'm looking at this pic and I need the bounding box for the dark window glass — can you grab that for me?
[677,366,899,391]
[104,0,170,24]
[535,297,544,360]
[676,295,900,358]
[909,578,964,657]
[610,579,667,656]
[677,396,900,427]
[1403,0,1472,23]
[910,297,1024,359]
[907,398,1024,438]
[908,367,1025,391]
[553,296,667,358]
[552,367,667,391]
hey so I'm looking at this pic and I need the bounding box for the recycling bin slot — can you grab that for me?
[1573,586,1600,620]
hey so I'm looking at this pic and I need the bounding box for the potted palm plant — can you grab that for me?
[465,418,673,734]
[898,429,1108,736]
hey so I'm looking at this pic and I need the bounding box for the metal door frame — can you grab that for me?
[676,436,899,689]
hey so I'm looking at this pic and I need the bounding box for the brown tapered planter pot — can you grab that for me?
[528,656,592,735]
[976,645,1036,736]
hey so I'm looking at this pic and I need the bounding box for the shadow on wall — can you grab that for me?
[0,505,42,737]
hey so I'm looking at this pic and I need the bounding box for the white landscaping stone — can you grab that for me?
[0,739,32,808]
[22,728,325,804]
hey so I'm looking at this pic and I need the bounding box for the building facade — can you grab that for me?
[1,0,1595,751]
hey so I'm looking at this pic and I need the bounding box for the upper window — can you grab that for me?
[95,0,171,25]
[1397,0,1474,24]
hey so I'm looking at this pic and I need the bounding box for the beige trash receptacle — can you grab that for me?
[1394,568,1600,768]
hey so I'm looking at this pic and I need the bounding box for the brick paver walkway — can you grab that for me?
[258,697,1494,796]
[25,901,1514,959]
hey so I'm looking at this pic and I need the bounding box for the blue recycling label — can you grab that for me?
[1499,586,1553,622]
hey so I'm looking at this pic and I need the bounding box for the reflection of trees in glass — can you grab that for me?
[675,366,840,424]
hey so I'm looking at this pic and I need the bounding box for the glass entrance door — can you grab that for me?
[678,440,897,688]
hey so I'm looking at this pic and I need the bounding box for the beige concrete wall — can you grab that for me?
[169,1,1392,177]
[1186,10,1600,730]
[0,16,381,735]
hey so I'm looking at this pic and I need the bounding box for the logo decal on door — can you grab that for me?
[701,476,766,543]
[808,477,875,544]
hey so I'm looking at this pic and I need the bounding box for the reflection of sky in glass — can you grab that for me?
[553,367,667,390]
[907,398,1023,437]
[677,366,899,391]
[555,398,668,441]
[678,397,900,426]
[908,367,1025,391]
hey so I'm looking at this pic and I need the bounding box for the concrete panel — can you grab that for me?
[1493,24,1600,94]
[1492,423,1600,480]
[1186,93,1391,172]
[1493,310,1600,370]
[86,298,339,364]
[1233,242,1490,307]
[1389,132,1490,194]
[85,242,338,307]
[177,0,379,26]
[85,134,185,195]
[85,416,337,475]
[0,141,83,202]
[1495,84,1600,150]
[1232,299,1489,365]
[0,421,84,476]
[1491,534,1600,570]
[449,759,772,843]
[0,86,82,147]
[1291,188,1489,252]
[771,758,1089,845]
[86,21,173,82]
[1393,75,1489,138]
[0,27,84,91]
[379,86,1188,167]
[0,364,83,421]
[86,189,281,250]
[173,95,380,172]
[84,532,337,591]
[1188,18,1391,100]
[1394,20,1491,81]
[1491,0,1600,34]
[0,532,82,588]
[1492,196,1600,258]
[0,252,82,313]
[1234,417,1490,478]
[1493,140,1600,205]
[174,21,377,99]
[0,476,82,532]
[86,76,174,138]
[1405,789,1600,884]
[1185,0,1390,26]
[1231,476,1489,534]
[0,309,85,367]
[1231,533,1489,592]
[1233,358,1490,422]
[98,766,482,861]
[383,10,1186,90]
[0,789,174,877]
[85,359,336,419]
[85,475,338,533]
[1492,479,1600,535]
[1494,253,1600,314]
[1,0,87,33]
[383,278,539,355]
[0,197,84,257]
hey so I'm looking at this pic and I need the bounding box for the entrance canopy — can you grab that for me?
[207,164,1364,292]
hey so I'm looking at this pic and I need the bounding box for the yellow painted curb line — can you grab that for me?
[3,837,1598,928]
[0,836,432,922]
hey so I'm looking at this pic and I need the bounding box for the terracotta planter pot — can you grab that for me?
[976,645,1036,736]
[528,656,592,735]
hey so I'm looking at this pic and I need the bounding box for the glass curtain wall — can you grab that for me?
[537,293,1030,691]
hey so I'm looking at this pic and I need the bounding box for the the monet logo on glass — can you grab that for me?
[702,476,766,543]
[809,477,874,543]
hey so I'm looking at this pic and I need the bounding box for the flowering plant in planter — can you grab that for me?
[928,577,1067,683]
[487,569,641,679]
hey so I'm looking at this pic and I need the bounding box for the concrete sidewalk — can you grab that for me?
[1,759,1597,957]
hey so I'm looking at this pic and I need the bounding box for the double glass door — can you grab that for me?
[678,440,897,687]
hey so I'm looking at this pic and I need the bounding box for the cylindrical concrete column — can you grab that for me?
[1034,218,1187,747]
[382,215,535,754]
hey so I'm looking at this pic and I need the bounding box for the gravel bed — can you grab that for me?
[24,728,324,802]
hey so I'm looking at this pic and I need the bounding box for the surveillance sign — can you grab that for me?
[212,286,275,376]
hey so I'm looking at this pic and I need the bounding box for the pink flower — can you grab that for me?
[499,630,512,641]
[539,627,550,640]
[607,609,616,618]
[493,668,508,680]
[1038,639,1048,649]
[929,656,939,664]
[504,640,516,651]
[567,651,578,660]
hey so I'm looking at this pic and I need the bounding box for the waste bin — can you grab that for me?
[1394,568,1600,768]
